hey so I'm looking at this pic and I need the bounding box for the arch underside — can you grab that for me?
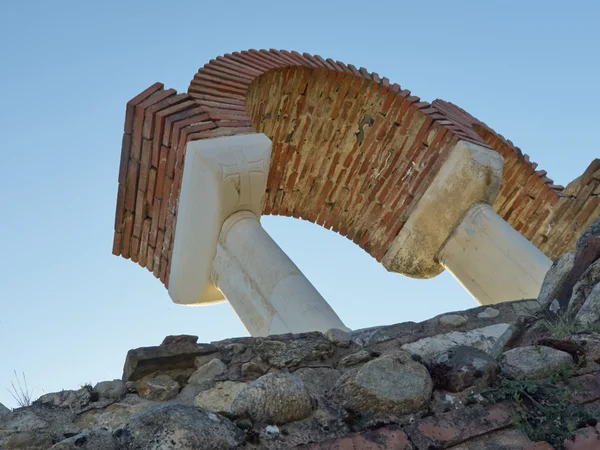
[112,49,600,287]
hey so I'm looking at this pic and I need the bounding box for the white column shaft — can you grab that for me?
[439,203,552,305]
[212,211,349,337]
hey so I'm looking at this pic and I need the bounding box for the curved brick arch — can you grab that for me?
[113,49,600,287]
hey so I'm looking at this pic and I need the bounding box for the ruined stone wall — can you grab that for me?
[4,218,600,450]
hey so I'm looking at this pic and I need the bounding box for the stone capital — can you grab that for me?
[168,133,272,305]
[382,140,504,279]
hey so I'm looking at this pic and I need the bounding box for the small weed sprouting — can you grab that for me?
[6,370,35,408]
[541,313,579,340]
[479,363,594,448]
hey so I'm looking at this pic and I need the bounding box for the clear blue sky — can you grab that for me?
[0,1,598,408]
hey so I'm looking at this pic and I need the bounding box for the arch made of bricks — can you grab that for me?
[112,49,599,287]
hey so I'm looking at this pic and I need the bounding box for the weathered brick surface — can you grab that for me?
[113,49,600,287]
[406,402,513,448]
[294,425,412,449]
[433,99,600,262]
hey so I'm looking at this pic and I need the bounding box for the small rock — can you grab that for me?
[254,333,334,369]
[439,314,468,327]
[136,374,179,401]
[501,346,573,380]
[477,307,500,319]
[265,424,280,436]
[538,250,576,311]
[325,328,351,348]
[430,346,498,392]
[569,333,600,363]
[50,429,118,450]
[194,381,247,412]
[161,335,198,346]
[175,383,203,404]
[575,283,600,330]
[0,402,9,416]
[241,359,269,379]
[339,350,372,367]
[333,352,432,416]
[230,373,313,424]
[93,380,126,400]
[115,403,244,449]
[188,358,227,386]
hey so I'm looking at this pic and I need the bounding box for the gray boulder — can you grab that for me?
[325,328,351,348]
[50,429,118,450]
[338,350,371,368]
[230,373,313,424]
[501,346,573,380]
[136,374,179,401]
[0,402,9,416]
[188,358,227,386]
[430,346,498,392]
[567,260,600,317]
[570,333,600,363]
[333,352,432,416]
[538,250,576,311]
[35,388,91,412]
[575,283,600,330]
[292,367,341,396]
[194,381,247,412]
[93,380,126,401]
[439,314,468,327]
[477,307,500,319]
[115,403,244,449]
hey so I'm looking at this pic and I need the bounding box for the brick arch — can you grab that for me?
[186,51,490,261]
[112,49,599,287]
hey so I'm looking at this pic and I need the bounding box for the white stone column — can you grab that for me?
[168,133,349,336]
[439,203,552,304]
[212,211,349,336]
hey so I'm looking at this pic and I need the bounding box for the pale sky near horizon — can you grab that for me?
[0,1,598,408]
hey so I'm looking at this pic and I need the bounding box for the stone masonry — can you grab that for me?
[4,217,600,449]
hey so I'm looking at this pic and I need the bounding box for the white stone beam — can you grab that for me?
[383,140,552,304]
[383,140,504,279]
[168,133,349,336]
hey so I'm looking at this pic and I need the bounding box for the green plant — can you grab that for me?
[6,370,35,408]
[480,365,594,448]
[541,313,579,339]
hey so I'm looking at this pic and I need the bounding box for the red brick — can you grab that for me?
[112,232,122,256]
[124,160,140,211]
[139,218,151,268]
[118,133,132,184]
[125,82,164,134]
[121,212,134,259]
[406,402,512,448]
[142,92,189,140]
